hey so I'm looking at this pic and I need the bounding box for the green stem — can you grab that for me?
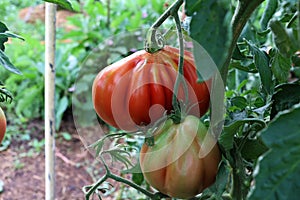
[231,144,247,200]
[84,157,169,200]
[171,13,188,123]
[145,0,184,53]
[220,0,265,84]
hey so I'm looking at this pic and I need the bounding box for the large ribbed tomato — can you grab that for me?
[0,107,7,144]
[92,46,211,131]
[140,115,221,199]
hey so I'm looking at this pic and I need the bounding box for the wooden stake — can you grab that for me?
[45,3,57,200]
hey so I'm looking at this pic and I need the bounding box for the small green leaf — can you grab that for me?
[270,83,300,119]
[230,96,248,110]
[43,0,73,11]
[269,19,297,58]
[131,172,144,186]
[236,137,269,160]
[219,118,266,151]
[271,50,291,83]
[61,132,72,141]
[249,104,300,200]
[0,49,22,74]
[246,40,273,95]
[56,96,69,130]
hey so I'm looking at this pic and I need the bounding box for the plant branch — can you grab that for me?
[171,12,188,123]
[220,0,265,84]
[84,157,169,200]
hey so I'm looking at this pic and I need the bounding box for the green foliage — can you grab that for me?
[186,0,232,80]
[0,22,22,75]
[249,104,300,200]
[246,39,274,95]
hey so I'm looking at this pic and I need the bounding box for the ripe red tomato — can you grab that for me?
[0,107,7,144]
[139,115,221,199]
[92,46,211,131]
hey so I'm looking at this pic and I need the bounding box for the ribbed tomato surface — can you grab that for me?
[92,46,211,131]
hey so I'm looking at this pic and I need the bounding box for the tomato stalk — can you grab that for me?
[145,0,183,53]
[170,11,189,124]
[83,157,170,200]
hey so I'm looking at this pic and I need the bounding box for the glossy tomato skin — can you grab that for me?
[0,107,7,144]
[92,46,211,131]
[140,115,221,199]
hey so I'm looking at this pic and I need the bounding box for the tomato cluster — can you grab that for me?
[0,107,7,144]
[92,46,220,198]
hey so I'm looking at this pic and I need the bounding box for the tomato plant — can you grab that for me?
[0,106,7,144]
[92,45,211,131]
[140,115,221,199]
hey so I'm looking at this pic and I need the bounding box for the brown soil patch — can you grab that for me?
[0,119,115,200]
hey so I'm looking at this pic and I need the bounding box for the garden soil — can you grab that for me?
[0,118,119,200]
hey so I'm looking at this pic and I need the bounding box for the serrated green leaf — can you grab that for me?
[246,40,273,94]
[0,49,22,74]
[260,0,278,31]
[108,149,133,168]
[249,104,300,200]
[43,0,73,11]
[186,0,232,81]
[270,83,300,119]
[269,19,297,58]
[271,50,291,83]
[219,118,266,151]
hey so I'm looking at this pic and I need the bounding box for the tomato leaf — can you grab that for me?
[270,83,300,119]
[219,118,266,151]
[42,0,73,11]
[185,0,232,81]
[270,49,291,83]
[0,49,22,74]
[269,19,298,58]
[245,40,273,95]
[249,104,300,200]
